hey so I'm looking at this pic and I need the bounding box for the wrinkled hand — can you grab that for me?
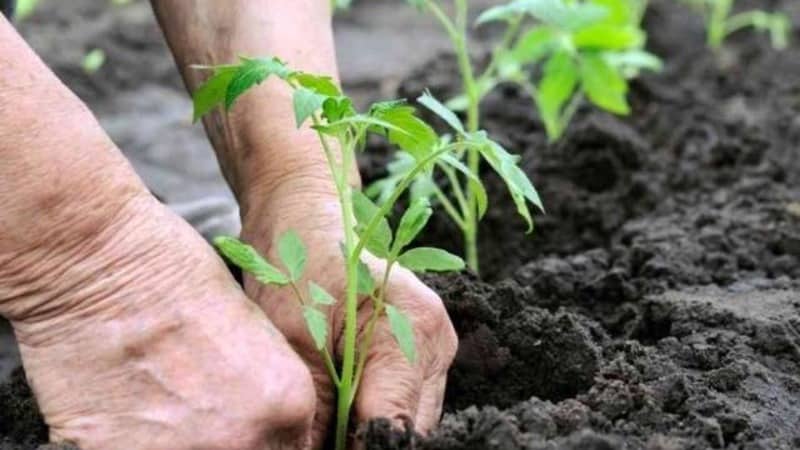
[242,184,459,448]
[4,195,317,450]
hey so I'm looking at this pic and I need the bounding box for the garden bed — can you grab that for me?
[2,0,800,449]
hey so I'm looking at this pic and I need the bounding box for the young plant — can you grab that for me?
[191,57,534,449]
[386,0,654,271]
[681,0,790,50]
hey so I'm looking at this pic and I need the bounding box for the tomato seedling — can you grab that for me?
[192,56,534,449]
[383,0,653,271]
[682,0,789,50]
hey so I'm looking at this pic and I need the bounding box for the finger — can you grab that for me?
[414,372,447,435]
[249,281,336,450]
[307,361,335,450]
[354,323,424,426]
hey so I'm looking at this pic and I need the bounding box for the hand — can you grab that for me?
[3,195,317,450]
[241,180,459,448]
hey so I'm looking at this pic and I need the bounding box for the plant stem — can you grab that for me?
[454,0,481,273]
[350,265,392,401]
[353,143,473,259]
[708,0,732,49]
[335,146,360,450]
[423,0,482,271]
[288,281,341,386]
[432,186,467,230]
[307,108,356,450]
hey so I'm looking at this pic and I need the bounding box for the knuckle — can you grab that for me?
[259,354,317,432]
[407,290,458,370]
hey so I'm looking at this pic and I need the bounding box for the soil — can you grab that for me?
[2,0,800,449]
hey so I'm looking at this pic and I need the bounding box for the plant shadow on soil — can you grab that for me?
[3,0,800,449]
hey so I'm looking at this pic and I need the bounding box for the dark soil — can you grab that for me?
[3,0,800,449]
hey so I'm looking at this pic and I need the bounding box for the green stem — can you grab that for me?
[440,163,470,217]
[353,143,472,259]
[479,16,523,83]
[426,0,482,271]
[288,282,340,387]
[350,264,392,401]
[432,185,467,230]
[708,0,732,49]
[306,108,355,450]
[335,146,360,450]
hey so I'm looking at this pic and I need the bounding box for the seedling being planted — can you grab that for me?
[681,0,790,50]
[191,56,535,449]
[384,0,653,271]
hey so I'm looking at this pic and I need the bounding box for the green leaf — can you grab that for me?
[385,304,417,364]
[394,198,433,252]
[580,53,630,115]
[357,260,376,295]
[82,49,106,75]
[309,282,336,306]
[278,230,307,281]
[478,138,544,231]
[573,24,643,50]
[352,190,393,258]
[293,88,328,128]
[476,0,530,24]
[398,247,465,273]
[225,57,290,109]
[511,26,557,65]
[213,236,289,285]
[192,66,237,122]
[303,306,328,350]
[482,0,607,30]
[371,105,438,160]
[291,72,342,96]
[525,0,608,31]
[590,0,632,25]
[417,91,465,134]
[537,50,579,139]
[322,96,355,122]
[604,49,663,74]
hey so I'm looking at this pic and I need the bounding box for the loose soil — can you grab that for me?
[3,0,800,449]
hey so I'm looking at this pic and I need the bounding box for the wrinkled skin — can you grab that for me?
[6,194,318,450]
[242,181,459,448]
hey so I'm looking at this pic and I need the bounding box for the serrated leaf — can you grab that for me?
[352,190,392,258]
[573,24,643,50]
[357,260,376,295]
[322,96,355,122]
[477,138,544,231]
[309,282,336,306]
[511,26,557,65]
[417,91,465,134]
[291,72,342,96]
[303,306,328,350]
[580,53,630,115]
[226,57,290,109]
[371,105,438,160]
[385,304,417,364]
[537,50,579,139]
[398,247,465,273]
[394,198,433,253]
[278,230,307,281]
[213,236,289,285]
[293,88,327,128]
[192,66,237,122]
